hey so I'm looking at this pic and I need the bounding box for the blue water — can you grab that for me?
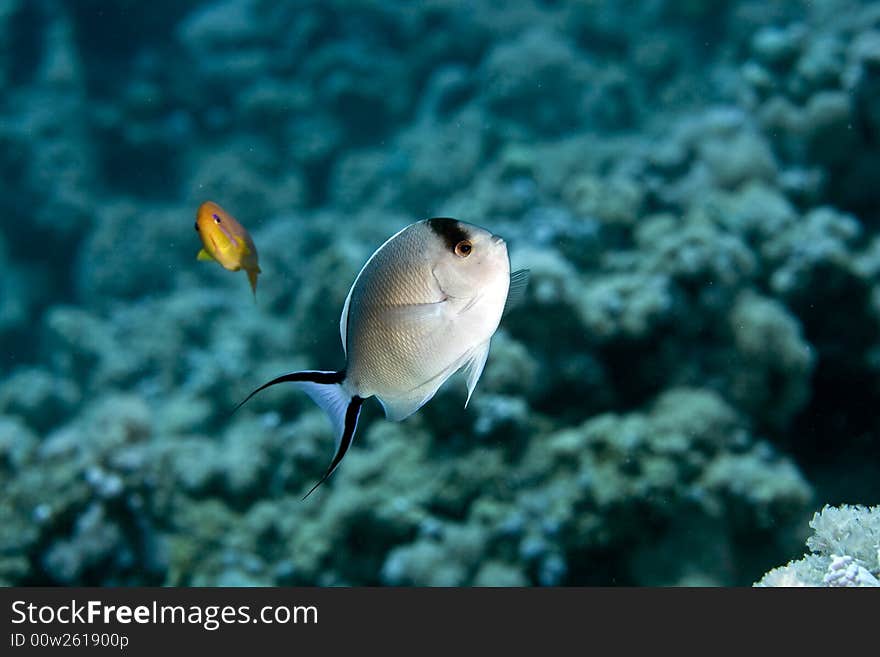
[1,0,878,586]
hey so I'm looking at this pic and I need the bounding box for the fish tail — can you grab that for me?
[246,268,259,298]
[302,394,363,500]
[232,370,363,499]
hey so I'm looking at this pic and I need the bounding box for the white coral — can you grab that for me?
[756,505,880,586]
[823,555,880,587]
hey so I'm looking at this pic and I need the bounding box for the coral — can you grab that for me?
[823,555,880,587]
[381,524,487,586]
[0,231,30,339]
[399,387,809,586]
[755,504,880,586]
[576,272,674,341]
[42,504,128,584]
[694,113,779,190]
[394,109,488,213]
[480,27,592,138]
[637,209,757,293]
[564,173,645,228]
[0,415,38,477]
[0,367,81,433]
[763,206,862,299]
[806,504,880,572]
[727,292,814,428]
[74,201,194,301]
[2,0,879,589]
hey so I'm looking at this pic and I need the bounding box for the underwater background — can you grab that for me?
[1,0,879,586]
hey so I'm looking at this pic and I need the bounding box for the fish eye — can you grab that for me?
[454,240,472,257]
[213,214,222,224]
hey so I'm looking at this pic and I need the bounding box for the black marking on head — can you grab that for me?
[213,213,222,224]
[426,217,470,252]
[194,222,199,232]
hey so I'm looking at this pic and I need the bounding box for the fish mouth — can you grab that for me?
[491,235,505,245]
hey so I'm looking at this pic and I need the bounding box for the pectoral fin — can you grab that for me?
[463,339,491,407]
[382,300,447,329]
[503,269,531,316]
[197,248,214,262]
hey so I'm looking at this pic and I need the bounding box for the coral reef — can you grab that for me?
[1,0,879,586]
[755,504,880,586]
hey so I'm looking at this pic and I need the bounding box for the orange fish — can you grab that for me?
[194,201,261,296]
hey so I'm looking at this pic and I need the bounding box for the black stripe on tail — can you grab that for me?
[303,396,363,500]
[231,370,346,414]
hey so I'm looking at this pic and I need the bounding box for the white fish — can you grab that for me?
[235,217,529,497]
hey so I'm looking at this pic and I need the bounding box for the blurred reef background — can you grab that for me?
[1,0,879,586]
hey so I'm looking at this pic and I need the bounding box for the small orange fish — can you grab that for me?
[194,201,261,296]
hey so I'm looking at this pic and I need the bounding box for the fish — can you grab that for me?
[194,201,261,296]
[234,217,529,498]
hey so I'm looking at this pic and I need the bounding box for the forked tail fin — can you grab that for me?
[233,370,363,499]
[302,395,362,499]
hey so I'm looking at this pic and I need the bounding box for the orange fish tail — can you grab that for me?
[247,268,259,298]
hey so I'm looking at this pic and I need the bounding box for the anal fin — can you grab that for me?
[378,386,440,422]
[377,340,491,420]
